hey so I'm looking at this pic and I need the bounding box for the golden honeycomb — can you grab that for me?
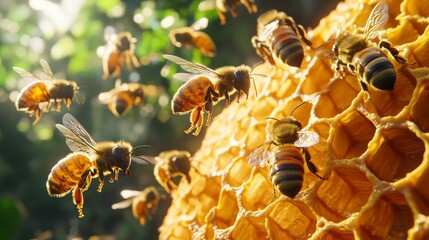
[158,0,429,239]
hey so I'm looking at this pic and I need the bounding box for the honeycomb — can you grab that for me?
[158,0,429,239]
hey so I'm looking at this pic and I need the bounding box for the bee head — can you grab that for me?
[112,145,131,175]
[233,67,251,98]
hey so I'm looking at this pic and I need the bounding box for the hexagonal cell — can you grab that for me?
[314,77,359,119]
[266,200,317,239]
[314,167,373,223]
[366,127,425,182]
[230,217,267,240]
[386,18,425,45]
[330,110,376,159]
[407,25,429,69]
[407,157,429,215]
[213,189,239,229]
[357,191,413,239]
[319,228,355,240]
[271,71,299,100]
[409,75,429,132]
[241,172,274,211]
[271,99,312,127]
[302,58,333,95]
[226,157,252,187]
[402,0,429,18]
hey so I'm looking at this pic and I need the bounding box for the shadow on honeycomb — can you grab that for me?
[159,0,429,239]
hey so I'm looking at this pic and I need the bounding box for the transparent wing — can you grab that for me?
[191,17,208,31]
[172,73,202,81]
[258,20,279,41]
[39,59,54,78]
[120,189,142,199]
[111,198,133,209]
[163,54,220,78]
[247,143,272,167]
[364,2,389,40]
[12,66,39,81]
[98,91,112,104]
[294,130,320,148]
[55,113,97,153]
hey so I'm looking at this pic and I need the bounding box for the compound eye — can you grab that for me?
[112,146,125,163]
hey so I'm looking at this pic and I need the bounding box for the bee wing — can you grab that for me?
[258,19,279,41]
[163,54,220,78]
[364,2,389,40]
[191,17,209,31]
[55,113,98,153]
[111,198,133,209]
[120,189,142,199]
[39,59,54,79]
[98,91,112,104]
[294,130,320,148]
[12,66,39,81]
[247,143,272,167]
[132,155,156,165]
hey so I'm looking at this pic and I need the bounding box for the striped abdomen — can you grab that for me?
[353,47,396,90]
[269,26,304,68]
[15,81,50,110]
[270,146,304,198]
[46,152,93,197]
[172,76,214,113]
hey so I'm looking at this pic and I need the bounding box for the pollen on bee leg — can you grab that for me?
[97,181,104,192]
[185,107,204,136]
[72,187,85,218]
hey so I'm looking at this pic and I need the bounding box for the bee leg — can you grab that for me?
[285,17,312,47]
[185,107,203,136]
[130,53,141,68]
[303,148,327,180]
[97,174,105,192]
[216,9,227,25]
[72,187,85,218]
[241,0,257,13]
[379,40,407,64]
[32,108,42,125]
[204,88,216,126]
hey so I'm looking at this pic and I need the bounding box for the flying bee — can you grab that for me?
[163,54,261,135]
[98,80,162,117]
[251,10,312,68]
[101,31,141,79]
[112,187,162,225]
[13,59,80,125]
[46,113,150,218]
[169,18,216,57]
[247,103,326,198]
[216,0,257,25]
[324,2,406,92]
[152,150,200,193]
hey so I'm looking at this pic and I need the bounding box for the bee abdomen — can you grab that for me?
[354,47,396,90]
[270,147,304,198]
[270,26,304,67]
[46,153,92,196]
[172,78,212,113]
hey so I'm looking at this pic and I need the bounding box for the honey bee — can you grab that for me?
[46,113,149,218]
[169,18,216,57]
[251,10,312,68]
[102,31,141,79]
[112,187,162,225]
[247,103,326,198]
[216,0,257,25]
[13,59,79,125]
[329,2,407,92]
[163,54,260,135]
[152,150,195,193]
[98,80,162,117]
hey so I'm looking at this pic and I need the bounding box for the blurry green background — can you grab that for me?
[0,0,338,239]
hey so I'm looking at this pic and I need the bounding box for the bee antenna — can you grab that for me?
[265,116,280,122]
[130,145,151,155]
[75,90,84,105]
[290,102,307,116]
[132,155,153,164]
[250,61,264,74]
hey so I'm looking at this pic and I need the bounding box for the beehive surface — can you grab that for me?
[159,0,429,239]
